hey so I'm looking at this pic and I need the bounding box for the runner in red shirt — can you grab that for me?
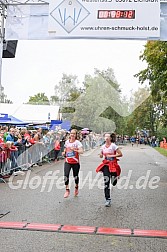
[62,129,83,198]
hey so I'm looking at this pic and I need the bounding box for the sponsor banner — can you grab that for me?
[5,1,167,40]
[48,0,160,38]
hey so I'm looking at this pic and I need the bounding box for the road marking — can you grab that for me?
[0,221,167,238]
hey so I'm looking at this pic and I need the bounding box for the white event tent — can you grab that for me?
[0,103,60,124]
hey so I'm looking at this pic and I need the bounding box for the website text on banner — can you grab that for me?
[48,0,160,39]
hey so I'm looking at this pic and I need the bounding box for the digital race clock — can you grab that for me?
[97,10,135,19]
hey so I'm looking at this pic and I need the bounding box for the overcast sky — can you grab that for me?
[1,39,147,104]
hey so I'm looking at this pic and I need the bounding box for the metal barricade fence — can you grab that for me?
[0,135,104,180]
[0,147,17,177]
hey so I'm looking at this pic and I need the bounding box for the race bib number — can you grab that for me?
[106,157,114,161]
[66,151,75,157]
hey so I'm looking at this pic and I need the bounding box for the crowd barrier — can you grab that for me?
[0,137,103,180]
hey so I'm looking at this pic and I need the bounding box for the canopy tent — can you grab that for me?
[34,125,49,130]
[50,120,62,125]
[50,120,71,131]
[0,115,28,125]
[0,103,60,124]
[50,120,62,131]
[0,113,10,121]
[60,121,71,131]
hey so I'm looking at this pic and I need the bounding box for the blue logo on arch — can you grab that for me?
[50,0,90,33]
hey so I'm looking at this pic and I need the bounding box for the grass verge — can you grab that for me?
[154,147,167,157]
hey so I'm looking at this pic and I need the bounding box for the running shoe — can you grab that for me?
[64,189,70,198]
[74,187,79,196]
[105,199,111,207]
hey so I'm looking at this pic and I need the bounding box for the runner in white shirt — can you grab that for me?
[62,129,83,198]
[97,133,123,207]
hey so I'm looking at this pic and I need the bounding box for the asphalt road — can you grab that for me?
[0,144,167,251]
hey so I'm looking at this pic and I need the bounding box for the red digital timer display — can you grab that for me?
[98,10,135,19]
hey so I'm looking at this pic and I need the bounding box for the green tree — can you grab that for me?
[54,74,79,103]
[126,87,157,135]
[67,89,82,102]
[135,41,167,127]
[0,85,13,103]
[54,74,83,114]
[135,41,167,100]
[27,93,50,105]
[64,68,123,133]
[156,127,167,141]
[50,95,59,105]
[94,67,121,91]
[94,68,124,134]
